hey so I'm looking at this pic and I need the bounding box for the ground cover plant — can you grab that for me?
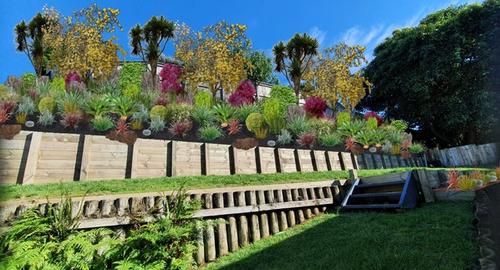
[0,191,201,269]
[206,202,477,270]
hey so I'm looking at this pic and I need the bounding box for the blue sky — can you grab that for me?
[0,0,481,81]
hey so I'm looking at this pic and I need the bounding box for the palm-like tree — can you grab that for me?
[15,13,49,76]
[273,33,319,101]
[130,16,175,89]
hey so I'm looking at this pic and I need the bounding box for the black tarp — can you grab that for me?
[475,182,500,270]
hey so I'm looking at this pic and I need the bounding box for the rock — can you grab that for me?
[267,140,276,147]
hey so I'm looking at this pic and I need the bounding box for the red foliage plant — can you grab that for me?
[297,132,316,148]
[304,96,327,118]
[65,71,82,87]
[364,111,383,126]
[447,170,459,190]
[160,63,184,94]
[1,100,17,114]
[61,113,81,129]
[154,96,169,106]
[116,119,129,134]
[228,80,256,107]
[227,119,242,136]
[0,108,10,124]
[168,120,193,138]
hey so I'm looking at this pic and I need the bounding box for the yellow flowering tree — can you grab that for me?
[174,21,250,99]
[44,5,123,80]
[304,43,372,112]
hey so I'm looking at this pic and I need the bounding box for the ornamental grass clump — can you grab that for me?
[191,107,217,127]
[194,91,213,109]
[149,116,165,133]
[91,116,115,132]
[319,132,342,147]
[297,132,316,148]
[37,110,55,127]
[199,125,223,141]
[263,98,286,134]
[168,120,193,138]
[287,116,311,137]
[277,129,293,145]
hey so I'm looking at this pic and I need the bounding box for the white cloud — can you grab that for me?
[341,26,361,45]
[309,26,326,46]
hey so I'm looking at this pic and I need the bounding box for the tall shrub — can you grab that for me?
[160,63,183,94]
[263,98,286,134]
[228,80,256,107]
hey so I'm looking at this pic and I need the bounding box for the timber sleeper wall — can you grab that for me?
[0,131,420,184]
[0,180,346,265]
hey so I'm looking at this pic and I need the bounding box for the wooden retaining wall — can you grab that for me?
[0,179,348,265]
[0,131,423,184]
[427,143,499,167]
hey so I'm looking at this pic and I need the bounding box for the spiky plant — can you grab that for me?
[213,103,235,127]
[61,112,82,129]
[112,96,137,120]
[319,132,342,147]
[227,119,242,136]
[338,120,366,138]
[0,108,11,124]
[191,107,217,127]
[15,97,35,124]
[168,120,193,138]
[199,125,223,141]
[277,129,293,145]
[37,110,55,127]
[297,132,316,148]
[149,116,165,133]
[85,96,112,117]
[91,116,115,132]
[287,116,311,137]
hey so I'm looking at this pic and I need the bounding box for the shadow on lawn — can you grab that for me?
[215,203,476,270]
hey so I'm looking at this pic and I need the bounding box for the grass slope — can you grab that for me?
[206,203,477,270]
[0,169,408,202]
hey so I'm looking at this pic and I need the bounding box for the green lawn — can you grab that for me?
[0,169,409,202]
[206,202,477,270]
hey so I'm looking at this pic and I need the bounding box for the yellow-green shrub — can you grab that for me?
[150,105,168,120]
[38,96,56,113]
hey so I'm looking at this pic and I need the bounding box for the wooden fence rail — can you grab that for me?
[0,179,349,265]
[0,131,422,184]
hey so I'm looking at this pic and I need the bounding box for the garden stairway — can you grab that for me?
[341,171,420,210]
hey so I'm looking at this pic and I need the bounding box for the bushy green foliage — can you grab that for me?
[391,120,408,132]
[409,143,426,154]
[21,73,36,89]
[319,133,342,147]
[0,191,200,270]
[287,116,311,137]
[111,96,137,118]
[338,120,366,138]
[199,125,223,141]
[150,105,168,120]
[119,62,145,89]
[270,85,297,106]
[85,96,111,117]
[122,84,141,99]
[194,91,213,109]
[91,116,115,132]
[366,117,378,130]
[192,107,217,127]
[309,117,334,136]
[17,97,35,115]
[213,103,234,125]
[245,112,268,139]
[38,96,56,113]
[167,103,192,123]
[263,98,286,134]
[335,111,351,127]
[234,103,260,122]
[49,77,66,95]
[149,116,166,133]
[277,129,293,145]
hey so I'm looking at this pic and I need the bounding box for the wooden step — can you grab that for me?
[343,203,401,209]
[349,191,402,199]
[356,180,405,189]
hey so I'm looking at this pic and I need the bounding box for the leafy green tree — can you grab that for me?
[273,33,319,101]
[246,51,278,86]
[362,0,500,147]
[130,16,175,89]
[15,13,51,76]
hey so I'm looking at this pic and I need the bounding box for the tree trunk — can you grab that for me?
[151,59,158,90]
[293,77,301,104]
